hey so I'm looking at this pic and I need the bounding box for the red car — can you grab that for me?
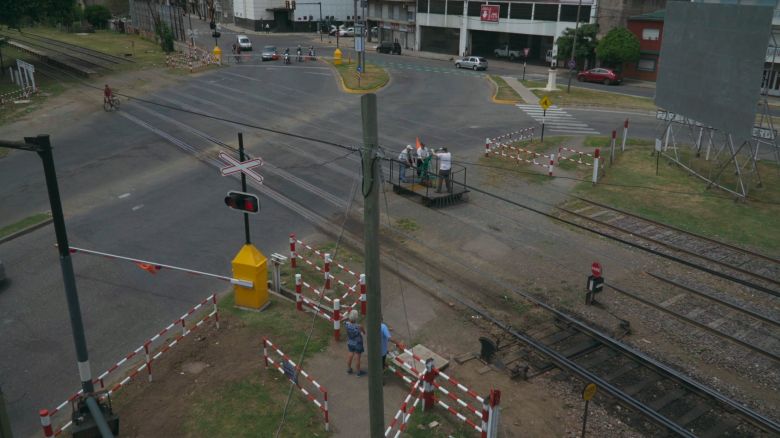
[576,68,622,85]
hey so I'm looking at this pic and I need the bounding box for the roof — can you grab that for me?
[629,9,665,22]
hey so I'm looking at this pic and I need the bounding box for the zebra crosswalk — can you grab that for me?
[515,104,600,135]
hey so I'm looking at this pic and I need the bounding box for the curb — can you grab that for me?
[486,76,521,105]
[326,61,390,94]
[0,213,53,245]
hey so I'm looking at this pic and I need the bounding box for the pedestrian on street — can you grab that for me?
[397,145,414,183]
[434,147,452,193]
[346,310,367,376]
[265,23,270,34]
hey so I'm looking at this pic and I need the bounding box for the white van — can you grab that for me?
[237,35,252,51]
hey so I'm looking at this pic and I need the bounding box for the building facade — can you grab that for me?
[233,0,356,31]
[409,0,597,61]
[595,0,667,38]
[367,0,418,50]
[622,10,664,81]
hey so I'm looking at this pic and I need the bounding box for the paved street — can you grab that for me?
[0,27,663,436]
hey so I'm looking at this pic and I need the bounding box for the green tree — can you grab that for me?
[555,23,599,67]
[0,0,78,28]
[84,5,111,28]
[596,27,640,69]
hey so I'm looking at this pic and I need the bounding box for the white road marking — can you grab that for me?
[132,204,144,211]
[118,193,131,199]
[516,104,600,134]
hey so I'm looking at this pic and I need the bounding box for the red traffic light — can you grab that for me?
[224,191,260,214]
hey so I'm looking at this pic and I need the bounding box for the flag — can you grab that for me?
[136,263,160,274]
[416,137,422,150]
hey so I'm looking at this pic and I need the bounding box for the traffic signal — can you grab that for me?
[224,191,260,214]
[291,1,296,9]
[209,21,216,29]
[212,31,221,38]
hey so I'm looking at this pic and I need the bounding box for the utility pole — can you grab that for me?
[0,384,12,438]
[361,94,384,437]
[567,0,583,93]
[237,133,251,244]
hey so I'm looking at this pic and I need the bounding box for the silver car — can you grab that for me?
[455,56,488,71]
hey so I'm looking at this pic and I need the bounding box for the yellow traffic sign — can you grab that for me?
[539,95,553,111]
[582,383,597,401]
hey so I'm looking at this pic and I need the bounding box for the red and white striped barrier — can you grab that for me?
[385,380,422,437]
[388,340,501,438]
[484,128,535,156]
[40,293,219,436]
[488,146,555,177]
[557,146,595,167]
[263,337,329,432]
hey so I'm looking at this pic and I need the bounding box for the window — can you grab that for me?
[560,5,590,22]
[533,4,558,21]
[509,3,531,19]
[642,28,660,41]
[468,1,484,17]
[407,9,415,21]
[392,5,399,19]
[417,0,428,13]
[446,0,463,15]
[499,2,508,18]
[430,0,445,14]
[637,58,656,71]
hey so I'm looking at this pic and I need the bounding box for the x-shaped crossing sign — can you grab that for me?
[219,151,264,184]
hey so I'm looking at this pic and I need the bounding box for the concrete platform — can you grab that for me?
[392,343,449,377]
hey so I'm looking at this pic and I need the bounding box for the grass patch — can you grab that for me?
[16,27,167,70]
[0,148,8,159]
[521,80,656,110]
[188,294,332,437]
[0,45,70,125]
[489,75,521,101]
[330,60,389,91]
[571,145,780,254]
[481,136,571,184]
[404,409,474,437]
[0,212,51,238]
[396,218,420,232]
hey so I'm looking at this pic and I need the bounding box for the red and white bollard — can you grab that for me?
[487,389,501,438]
[144,340,153,382]
[422,358,436,411]
[289,233,297,268]
[557,146,562,164]
[481,396,490,438]
[485,138,491,157]
[359,274,367,315]
[621,118,629,152]
[39,409,53,438]
[548,153,554,177]
[592,148,600,184]
[295,273,303,311]
[324,391,330,431]
[324,253,332,291]
[212,293,220,329]
[610,130,617,165]
[333,299,341,341]
[263,337,269,367]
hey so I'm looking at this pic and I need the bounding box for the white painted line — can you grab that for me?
[132,204,144,211]
[118,193,131,199]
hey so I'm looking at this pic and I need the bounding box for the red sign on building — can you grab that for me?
[480,5,499,22]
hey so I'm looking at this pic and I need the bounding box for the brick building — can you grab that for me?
[623,10,664,81]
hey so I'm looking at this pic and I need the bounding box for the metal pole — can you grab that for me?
[541,108,546,142]
[237,133,251,245]
[319,3,323,41]
[354,0,360,71]
[0,384,12,438]
[32,135,95,395]
[188,8,194,46]
[361,94,384,437]
[581,400,590,437]
[566,0,583,93]
[85,397,114,438]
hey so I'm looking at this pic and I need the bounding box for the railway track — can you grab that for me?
[554,197,780,297]
[0,30,116,73]
[18,31,135,65]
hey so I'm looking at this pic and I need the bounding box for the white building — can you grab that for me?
[233,0,358,31]
[367,0,598,60]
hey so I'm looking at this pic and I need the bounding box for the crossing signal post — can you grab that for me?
[585,262,604,305]
[224,191,260,214]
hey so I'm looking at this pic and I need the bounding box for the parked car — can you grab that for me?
[577,68,622,85]
[237,35,252,51]
[261,45,278,61]
[338,27,355,37]
[376,41,401,55]
[454,56,488,71]
[494,45,521,61]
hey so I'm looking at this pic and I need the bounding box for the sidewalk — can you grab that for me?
[500,76,539,104]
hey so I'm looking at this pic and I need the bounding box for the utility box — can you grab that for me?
[232,244,269,310]
[585,275,604,305]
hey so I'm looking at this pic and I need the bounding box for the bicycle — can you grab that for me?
[103,95,121,111]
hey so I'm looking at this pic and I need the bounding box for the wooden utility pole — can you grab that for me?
[361,93,384,437]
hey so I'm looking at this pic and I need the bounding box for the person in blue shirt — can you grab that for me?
[346,310,366,376]
[380,320,391,370]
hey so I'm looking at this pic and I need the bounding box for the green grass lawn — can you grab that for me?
[404,409,474,437]
[16,27,166,70]
[330,60,389,91]
[520,79,656,111]
[0,46,68,125]
[571,143,780,254]
[186,294,332,437]
[489,75,521,101]
[0,212,51,238]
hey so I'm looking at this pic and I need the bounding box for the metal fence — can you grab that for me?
[128,0,186,42]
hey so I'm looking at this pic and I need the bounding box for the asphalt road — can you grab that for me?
[0,30,661,436]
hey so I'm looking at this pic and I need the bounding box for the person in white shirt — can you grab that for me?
[397,145,414,183]
[416,144,430,180]
[434,147,452,193]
